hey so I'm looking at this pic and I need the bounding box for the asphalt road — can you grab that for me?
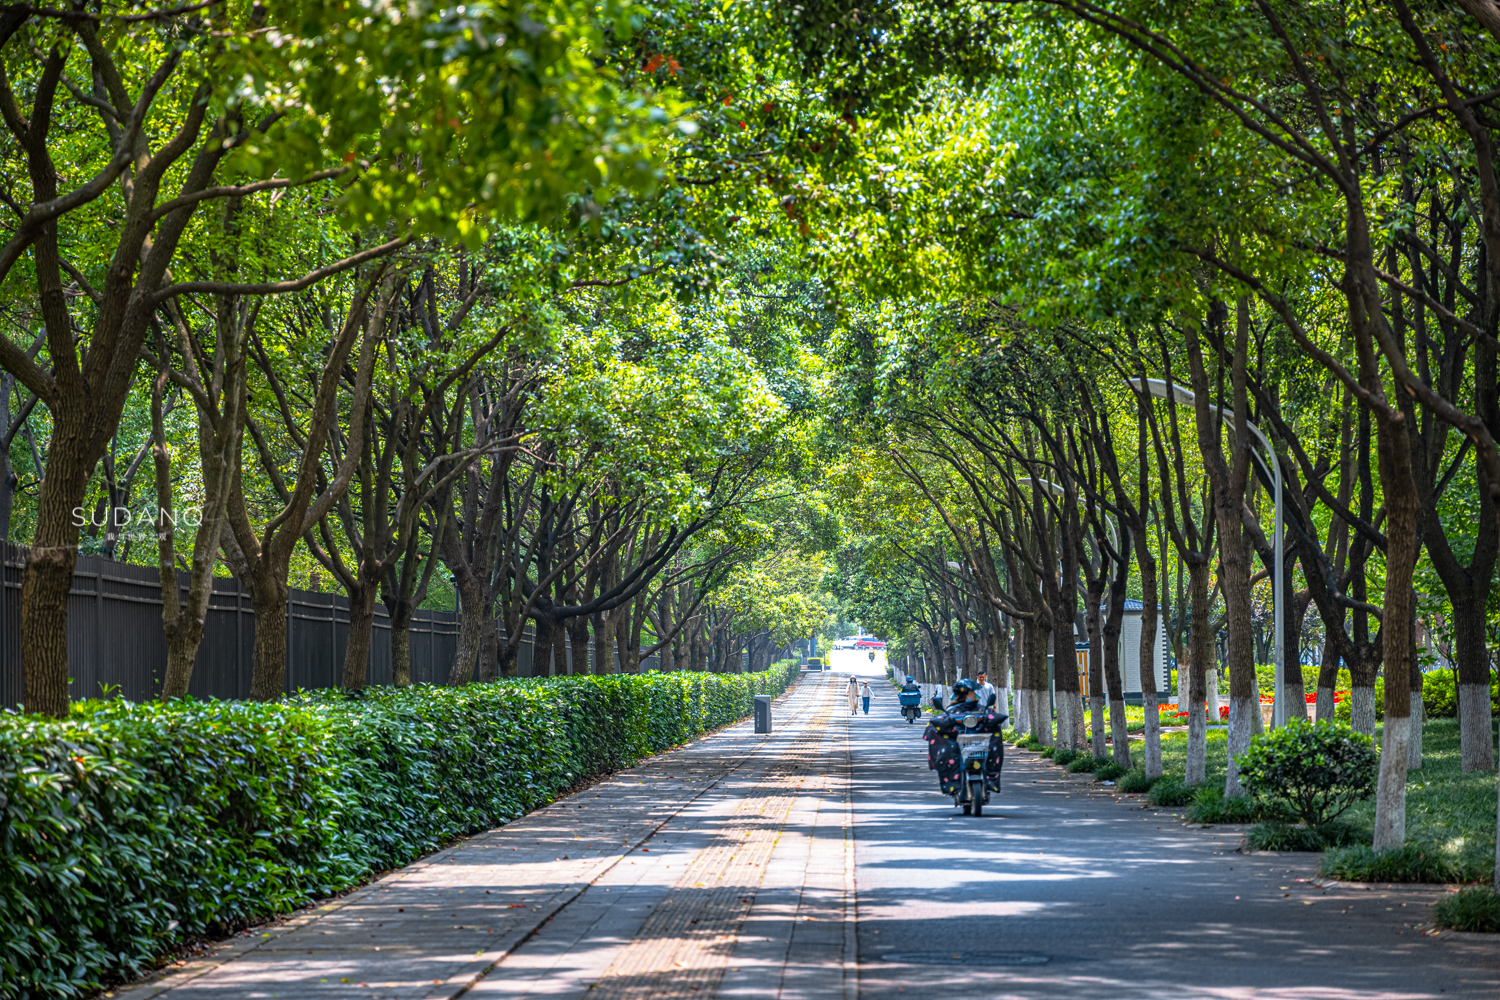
[851,679,1499,1000]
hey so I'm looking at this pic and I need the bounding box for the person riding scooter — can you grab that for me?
[923,679,1007,811]
[897,675,923,723]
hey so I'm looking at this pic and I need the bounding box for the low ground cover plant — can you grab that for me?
[1319,843,1474,883]
[1433,887,1500,933]
[1093,760,1126,781]
[0,663,797,998]
[1147,776,1195,807]
[1116,769,1159,794]
[1246,821,1359,852]
[1188,786,1291,825]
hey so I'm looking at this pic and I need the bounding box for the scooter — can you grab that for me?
[898,688,922,723]
[925,696,1005,816]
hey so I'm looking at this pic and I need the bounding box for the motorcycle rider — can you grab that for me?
[924,678,1007,799]
[898,675,923,722]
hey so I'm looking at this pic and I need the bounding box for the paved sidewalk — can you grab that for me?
[117,671,854,1000]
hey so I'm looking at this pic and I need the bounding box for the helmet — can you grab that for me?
[905,676,915,684]
[952,678,976,697]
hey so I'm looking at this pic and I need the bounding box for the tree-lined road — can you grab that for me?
[119,674,1495,1000]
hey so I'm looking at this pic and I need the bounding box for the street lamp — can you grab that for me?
[1128,377,1286,728]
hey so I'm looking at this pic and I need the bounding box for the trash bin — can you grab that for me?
[754,694,773,734]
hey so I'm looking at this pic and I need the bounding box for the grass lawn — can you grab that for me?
[1069,712,1497,880]
[1337,719,1496,880]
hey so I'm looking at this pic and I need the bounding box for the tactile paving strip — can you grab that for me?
[584,682,841,999]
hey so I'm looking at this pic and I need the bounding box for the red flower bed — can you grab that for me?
[1157,703,1231,722]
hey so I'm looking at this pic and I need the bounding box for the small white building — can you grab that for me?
[1072,599,1172,705]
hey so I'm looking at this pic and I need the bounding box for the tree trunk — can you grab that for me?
[568,616,591,676]
[1408,665,1424,771]
[1024,614,1053,746]
[247,568,289,701]
[1137,535,1164,778]
[1283,590,1310,722]
[341,578,379,689]
[553,621,568,675]
[446,573,486,685]
[1086,576,1107,760]
[1185,560,1211,786]
[21,413,94,715]
[1349,651,1378,736]
[618,607,637,674]
[389,595,415,686]
[1451,592,1496,772]
[592,611,613,674]
[1372,461,1419,850]
[1316,638,1340,723]
[477,612,499,682]
[1102,545,1131,770]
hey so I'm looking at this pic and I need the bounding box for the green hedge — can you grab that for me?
[0,663,798,999]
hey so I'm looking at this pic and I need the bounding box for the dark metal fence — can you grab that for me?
[0,543,668,707]
[0,543,463,707]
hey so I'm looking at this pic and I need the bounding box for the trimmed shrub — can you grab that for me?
[1116,769,1158,794]
[1148,776,1195,807]
[1319,843,1469,884]
[0,663,798,997]
[1433,887,1500,933]
[1234,720,1377,829]
[1093,761,1127,782]
[1050,747,1078,765]
[1038,745,1056,758]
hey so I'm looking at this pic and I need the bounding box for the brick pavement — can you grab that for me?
[114,671,855,1000]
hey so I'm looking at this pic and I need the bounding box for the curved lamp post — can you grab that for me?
[1127,377,1286,728]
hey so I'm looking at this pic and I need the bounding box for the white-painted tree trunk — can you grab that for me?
[1090,696,1107,759]
[1315,686,1335,724]
[1054,695,1074,751]
[1143,693,1163,778]
[1458,683,1495,772]
[1185,709,1207,785]
[1060,690,1087,751]
[1372,714,1411,850]
[1014,687,1028,734]
[1285,675,1309,722]
[1206,672,1222,726]
[1350,686,1376,735]
[1408,691,1424,770]
[1224,695,1256,798]
[1109,698,1131,768]
[1026,689,1052,745]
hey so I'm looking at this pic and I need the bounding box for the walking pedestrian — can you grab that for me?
[860,680,872,714]
[847,675,859,715]
[974,671,998,711]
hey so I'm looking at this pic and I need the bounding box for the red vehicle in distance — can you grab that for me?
[853,637,886,650]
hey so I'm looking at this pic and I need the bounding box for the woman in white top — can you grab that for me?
[859,680,872,714]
